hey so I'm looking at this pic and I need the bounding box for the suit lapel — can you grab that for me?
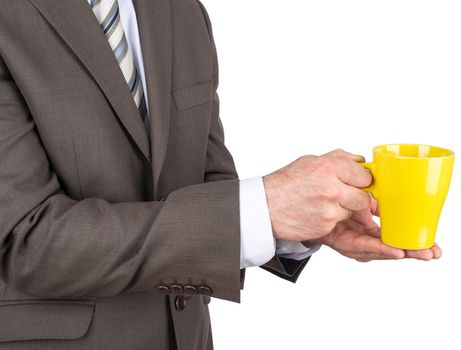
[132,0,172,192]
[28,0,152,163]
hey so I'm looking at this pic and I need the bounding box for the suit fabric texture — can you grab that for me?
[0,0,310,348]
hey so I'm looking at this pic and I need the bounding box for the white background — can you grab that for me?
[201,1,461,349]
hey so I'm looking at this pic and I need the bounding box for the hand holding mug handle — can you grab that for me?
[359,162,376,197]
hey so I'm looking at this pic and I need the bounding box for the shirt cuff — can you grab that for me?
[239,176,276,268]
[275,239,322,260]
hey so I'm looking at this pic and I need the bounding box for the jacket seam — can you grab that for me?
[71,139,84,199]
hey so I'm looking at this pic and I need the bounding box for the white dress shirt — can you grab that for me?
[89,0,321,269]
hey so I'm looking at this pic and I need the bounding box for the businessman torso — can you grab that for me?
[0,0,233,348]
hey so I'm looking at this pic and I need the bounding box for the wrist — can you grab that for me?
[262,175,282,240]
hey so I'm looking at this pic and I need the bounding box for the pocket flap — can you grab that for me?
[0,300,95,343]
[172,80,213,111]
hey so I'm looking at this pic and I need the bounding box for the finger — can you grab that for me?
[322,149,365,162]
[338,184,371,211]
[355,255,399,262]
[334,158,373,188]
[356,233,405,259]
[339,229,404,259]
[363,226,381,239]
[431,243,442,259]
[351,249,406,261]
[349,209,379,232]
[370,196,380,217]
[404,249,434,261]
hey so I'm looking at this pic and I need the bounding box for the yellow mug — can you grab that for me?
[362,144,454,250]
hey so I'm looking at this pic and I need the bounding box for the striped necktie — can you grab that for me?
[90,0,149,124]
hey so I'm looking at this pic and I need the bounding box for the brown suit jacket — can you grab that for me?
[0,0,310,348]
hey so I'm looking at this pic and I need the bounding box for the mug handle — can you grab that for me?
[359,162,377,198]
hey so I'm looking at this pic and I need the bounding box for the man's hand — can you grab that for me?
[310,196,442,262]
[263,149,372,242]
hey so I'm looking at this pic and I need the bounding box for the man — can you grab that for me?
[0,0,440,349]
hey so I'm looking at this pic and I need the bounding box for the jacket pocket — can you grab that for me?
[172,80,213,111]
[0,299,95,343]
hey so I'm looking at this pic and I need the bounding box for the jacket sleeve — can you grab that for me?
[197,1,311,286]
[0,53,241,302]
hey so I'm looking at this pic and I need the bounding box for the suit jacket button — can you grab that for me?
[175,296,187,311]
[170,284,184,294]
[198,285,212,296]
[184,285,197,294]
[155,285,170,294]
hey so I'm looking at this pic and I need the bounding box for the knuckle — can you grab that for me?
[316,157,336,173]
[326,148,345,157]
[299,154,314,164]
[295,155,315,169]
[309,156,322,167]
[320,206,339,222]
[317,186,340,201]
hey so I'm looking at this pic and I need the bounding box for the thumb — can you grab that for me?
[322,148,365,162]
